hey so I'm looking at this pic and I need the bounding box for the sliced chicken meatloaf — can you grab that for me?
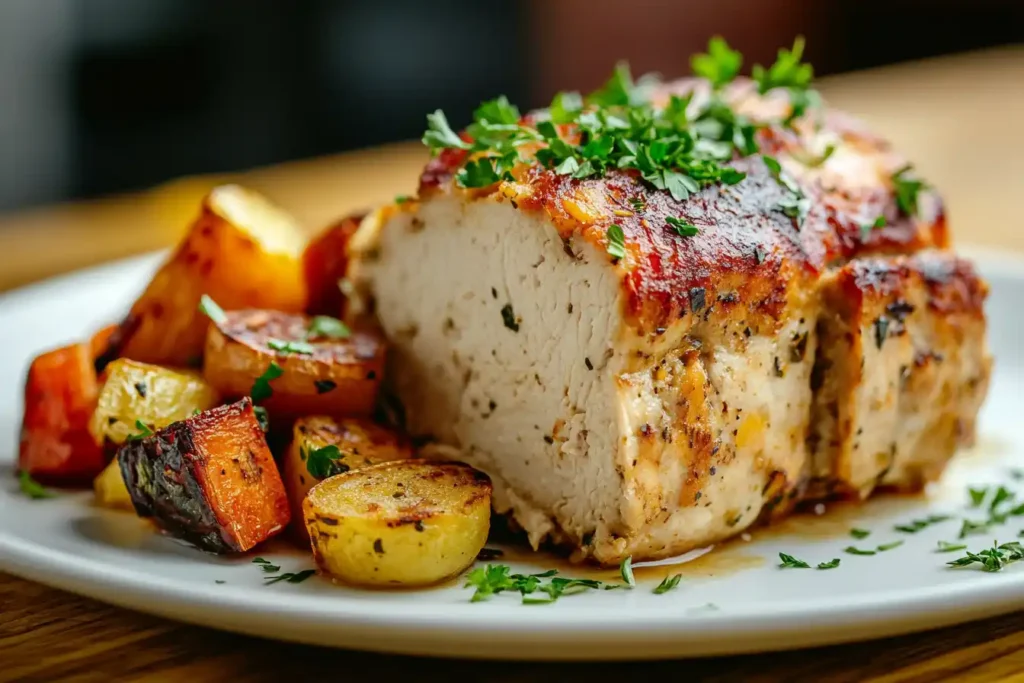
[350,75,991,565]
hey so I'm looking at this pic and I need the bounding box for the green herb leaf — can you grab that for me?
[250,361,284,403]
[464,564,617,604]
[198,294,227,325]
[894,514,952,534]
[586,62,635,107]
[653,574,682,594]
[18,470,55,499]
[125,419,154,442]
[456,157,509,189]
[936,540,968,553]
[969,486,989,507]
[959,518,990,539]
[606,224,626,259]
[860,216,886,240]
[474,96,521,126]
[264,569,317,585]
[989,485,1015,512]
[620,556,636,587]
[267,338,316,356]
[305,445,350,480]
[550,91,583,125]
[892,165,927,216]
[844,546,877,556]
[691,36,742,90]
[395,195,412,204]
[423,109,470,153]
[792,143,835,168]
[778,552,810,568]
[306,315,350,340]
[947,541,1024,572]
[876,540,904,552]
[752,36,813,94]
[817,558,840,570]
[666,216,699,237]
[850,528,871,539]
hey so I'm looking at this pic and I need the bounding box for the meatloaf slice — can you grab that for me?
[808,253,991,499]
[350,76,988,565]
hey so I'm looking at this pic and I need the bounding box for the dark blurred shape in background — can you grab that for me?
[0,0,1020,212]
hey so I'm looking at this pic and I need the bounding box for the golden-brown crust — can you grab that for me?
[417,78,949,334]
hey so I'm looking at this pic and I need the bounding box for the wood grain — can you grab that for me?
[2,46,1024,682]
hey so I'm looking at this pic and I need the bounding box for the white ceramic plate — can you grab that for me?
[1,247,1023,661]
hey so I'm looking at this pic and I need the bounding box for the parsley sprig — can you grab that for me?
[947,541,1024,573]
[18,470,55,499]
[305,444,349,480]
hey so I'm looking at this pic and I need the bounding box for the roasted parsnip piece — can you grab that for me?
[118,398,290,553]
[109,185,307,366]
[283,416,412,544]
[20,343,105,483]
[203,309,385,421]
[304,460,491,587]
[89,359,218,447]
[93,459,133,510]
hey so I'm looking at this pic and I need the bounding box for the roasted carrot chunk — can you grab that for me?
[19,344,106,483]
[118,397,290,553]
[303,213,364,318]
[203,309,385,421]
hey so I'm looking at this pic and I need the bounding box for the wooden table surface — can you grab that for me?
[2,47,1024,682]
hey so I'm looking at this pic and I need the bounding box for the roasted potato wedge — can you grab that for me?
[203,309,385,421]
[20,343,106,483]
[110,185,307,366]
[118,397,290,553]
[283,416,412,544]
[89,359,219,447]
[304,460,491,587]
[93,459,133,510]
[303,213,364,318]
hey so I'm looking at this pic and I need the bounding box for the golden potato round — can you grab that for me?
[283,416,412,545]
[303,460,491,587]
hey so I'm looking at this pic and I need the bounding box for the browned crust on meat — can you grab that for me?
[417,78,949,335]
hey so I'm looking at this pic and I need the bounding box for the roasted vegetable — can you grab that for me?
[19,343,106,483]
[88,359,219,447]
[283,416,412,544]
[303,460,491,587]
[109,185,307,366]
[118,397,290,553]
[93,459,133,510]
[203,309,385,421]
[89,324,120,371]
[303,213,364,317]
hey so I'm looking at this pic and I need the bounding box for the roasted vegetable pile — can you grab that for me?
[17,185,490,588]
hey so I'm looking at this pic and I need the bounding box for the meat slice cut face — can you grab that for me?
[351,74,991,565]
[808,253,991,500]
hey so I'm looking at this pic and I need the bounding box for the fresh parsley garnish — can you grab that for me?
[465,564,627,604]
[653,574,682,594]
[959,518,990,539]
[816,558,840,570]
[860,215,886,239]
[844,546,876,556]
[250,361,283,403]
[252,557,280,573]
[937,540,968,553]
[264,569,317,585]
[620,556,636,587]
[18,470,54,499]
[267,338,316,355]
[893,514,951,534]
[666,216,699,237]
[989,485,1015,512]
[892,165,927,216]
[947,541,1024,573]
[876,540,904,552]
[306,315,350,340]
[395,195,412,204]
[197,294,227,325]
[305,445,350,480]
[850,528,871,539]
[690,36,742,90]
[422,109,470,152]
[969,486,989,507]
[778,553,810,568]
[753,36,814,94]
[606,224,626,259]
[125,419,154,442]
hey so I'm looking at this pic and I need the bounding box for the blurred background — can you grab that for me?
[1,0,1021,213]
